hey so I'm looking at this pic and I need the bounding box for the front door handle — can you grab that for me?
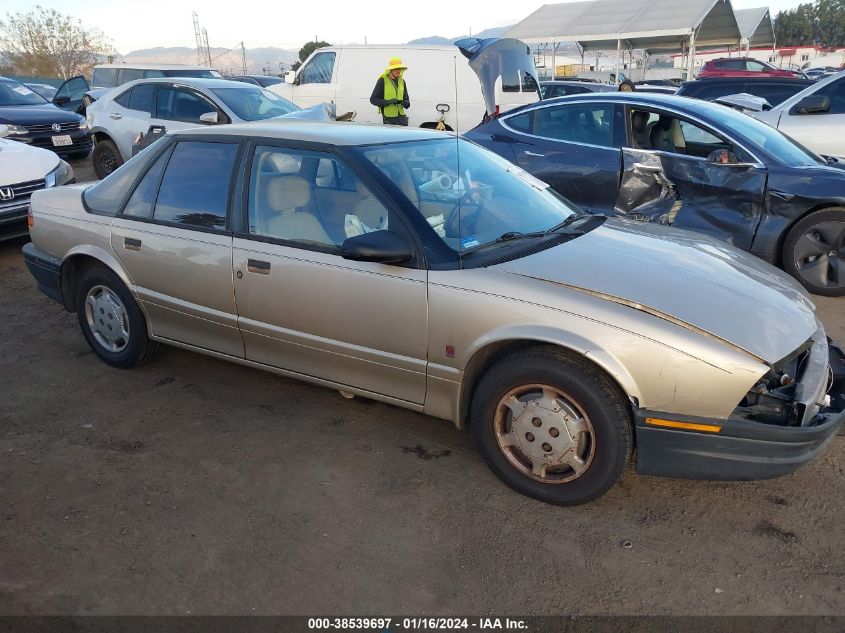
[524,150,545,157]
[247,259,271,275]
[124,237,141,251]
[109,112,123,120]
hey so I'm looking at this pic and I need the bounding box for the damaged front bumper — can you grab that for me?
[633,333,845,481]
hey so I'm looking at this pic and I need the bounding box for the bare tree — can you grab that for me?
[0,6,113,78]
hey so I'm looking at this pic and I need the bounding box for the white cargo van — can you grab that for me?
[268,39,540,132]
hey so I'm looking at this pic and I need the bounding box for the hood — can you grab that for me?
[275,102,333,122]
[714,93,771,113]
[0,104,83,125]
[493,218,818,363]
[0,138,59,185]
[455,37,539,115]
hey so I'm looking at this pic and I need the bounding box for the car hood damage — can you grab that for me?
[494,218,819,364]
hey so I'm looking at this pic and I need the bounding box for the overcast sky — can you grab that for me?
[2,0,811,53]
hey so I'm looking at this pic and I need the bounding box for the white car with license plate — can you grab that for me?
[0,124,74,240]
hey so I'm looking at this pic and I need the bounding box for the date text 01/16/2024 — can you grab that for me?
[307,618,529,630]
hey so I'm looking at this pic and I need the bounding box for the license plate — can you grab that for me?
[52,135,72,147]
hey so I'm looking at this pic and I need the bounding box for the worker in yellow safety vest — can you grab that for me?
[369,57,411,126]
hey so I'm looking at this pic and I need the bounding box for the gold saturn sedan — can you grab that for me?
[22,121,845,505]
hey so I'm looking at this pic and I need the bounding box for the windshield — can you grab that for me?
[0,81,49,106]
[210,87,299,121]
[709,104,823,165]
[360,138,582,253]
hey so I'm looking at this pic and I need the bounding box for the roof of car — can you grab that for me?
[173,120,447,146]
[117,77,255,90]
[683,76,812,84]
[95,63,215,70]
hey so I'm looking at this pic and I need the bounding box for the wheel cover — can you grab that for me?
[494,384,595,484]
[84,285,130,353]
[793,220,845,290]
[99,148,118,174]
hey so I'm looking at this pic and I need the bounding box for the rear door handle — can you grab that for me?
[524,150,545,157]
[109,112,123,120]
[247,259,271,274]
[124,237,141,251]
[633,162,662,174]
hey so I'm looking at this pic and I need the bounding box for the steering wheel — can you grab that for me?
[443,191,482,238]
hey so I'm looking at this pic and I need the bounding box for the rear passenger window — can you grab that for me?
[119,69,144,84]
[532,104,614,147]
[122,146,172,218]
[83,149,160,216]
[128,84,154,114]
[506,112,531,133]
[153,142,237,229]
[114,90,132,108]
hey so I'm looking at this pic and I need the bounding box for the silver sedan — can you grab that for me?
[23,121,845,505]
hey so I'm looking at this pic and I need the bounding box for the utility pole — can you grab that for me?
[202,28,212,68]
[241,41,247,74]
[192,12,204,65]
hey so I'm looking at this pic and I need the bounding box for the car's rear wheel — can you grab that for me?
[471,347,632,506]
[783,208,845,297]
[76,267,156,368]
[92,138,123,179]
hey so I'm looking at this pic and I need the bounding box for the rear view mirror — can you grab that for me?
[794,95,830,115]
[341,230,412,264]
[199,111,219,125]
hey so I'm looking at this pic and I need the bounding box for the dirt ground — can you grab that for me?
[0,157,843,616]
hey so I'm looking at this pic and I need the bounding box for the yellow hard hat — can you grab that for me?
[386,57,407,71]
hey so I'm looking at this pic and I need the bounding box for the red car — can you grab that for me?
[697,58,804,79]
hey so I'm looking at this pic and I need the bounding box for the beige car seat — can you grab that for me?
[264,175,333,244]
[351,179,388,230]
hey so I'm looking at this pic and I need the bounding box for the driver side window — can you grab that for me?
[299,52,336,85]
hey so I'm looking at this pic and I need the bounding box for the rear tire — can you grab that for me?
[471,346,632,506]
[92,138,123,179]
[782,208,845,297]
[76,267,156,368]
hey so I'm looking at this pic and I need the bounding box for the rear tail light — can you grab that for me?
[27,205,34,228]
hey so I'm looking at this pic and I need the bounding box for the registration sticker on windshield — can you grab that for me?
[461,237,480,249]
[12,85,35,95]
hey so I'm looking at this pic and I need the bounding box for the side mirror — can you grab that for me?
[794,95,830,115]
[199,111,219,125]
[53,95,71,106]
[0,125,8,138]
[341,230,412,264]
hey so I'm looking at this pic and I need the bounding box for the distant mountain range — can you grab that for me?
[118,26,522,75]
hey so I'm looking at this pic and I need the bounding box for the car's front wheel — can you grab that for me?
[783,208,845,297]
[76,267,156,368]
[92,138,123,179]
[471,347,632,506]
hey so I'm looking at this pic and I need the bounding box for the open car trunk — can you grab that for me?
[455,37,540,121]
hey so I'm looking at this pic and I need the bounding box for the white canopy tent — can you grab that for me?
[734,7,775,52]
[505,0,743,80]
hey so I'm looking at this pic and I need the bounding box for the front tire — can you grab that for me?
[76,267,156,368]
[782,208,845,297]
[92,138,123,179]
[471,347,632,506]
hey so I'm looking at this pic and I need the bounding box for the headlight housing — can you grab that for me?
[45,160,74,188]
[5,124,28,136]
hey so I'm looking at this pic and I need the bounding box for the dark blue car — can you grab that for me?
[466,92,845,296]
[0,76,92,159]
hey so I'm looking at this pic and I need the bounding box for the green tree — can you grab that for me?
[298,40,331,63]
[774,0,845,47]
[0,6,113,79]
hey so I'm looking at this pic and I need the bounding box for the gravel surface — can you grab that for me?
[0,156,843,615]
